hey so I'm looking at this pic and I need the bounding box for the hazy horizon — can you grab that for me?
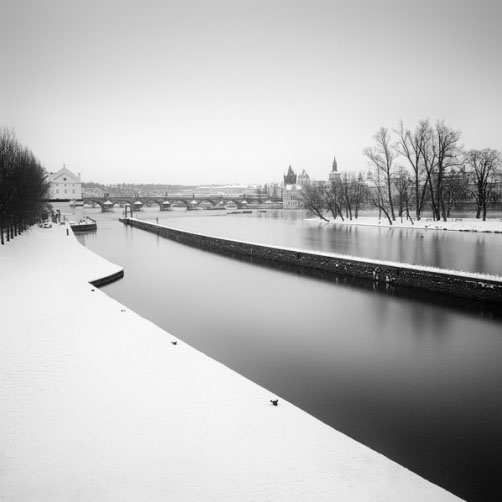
[1,0,500,185]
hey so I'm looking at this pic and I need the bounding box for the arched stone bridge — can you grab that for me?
[82,194,280,212]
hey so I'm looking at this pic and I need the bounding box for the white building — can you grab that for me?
[282,165,304,209]
[47,166,82,200]
[47,167,84,222]
[283,184,304,209]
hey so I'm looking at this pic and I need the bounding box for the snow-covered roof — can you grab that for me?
[48,167,80,184]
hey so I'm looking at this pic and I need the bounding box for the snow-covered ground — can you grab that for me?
[0,224,462,501]
[307,215,502,234]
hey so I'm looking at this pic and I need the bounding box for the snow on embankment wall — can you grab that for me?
[121,218,502,305]
[64,224,124,286]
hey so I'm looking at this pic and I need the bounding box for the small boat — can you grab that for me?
[70,217,97,232]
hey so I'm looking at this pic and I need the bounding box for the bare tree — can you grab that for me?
[301,180,329,221]
[465,148,502,220]
[365,170,393,225]
[364,127,396,221]
[396,119,431,220]
[323,180,344,221]
[394,166,414,224]
[441,167,470,218]
[339,172,361,220]
[433,121,462,221]
[353,173,365,219]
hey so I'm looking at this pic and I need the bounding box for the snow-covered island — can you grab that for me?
[0,224,462,501]
[306,214,502,234]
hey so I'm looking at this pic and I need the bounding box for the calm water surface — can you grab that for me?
[78,210,502,502]
[144,209,502,275]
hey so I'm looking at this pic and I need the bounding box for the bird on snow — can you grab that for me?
[171,341,178,345]
[270,399,279,406]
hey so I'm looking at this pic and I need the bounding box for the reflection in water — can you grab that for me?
[77,210,502,502]
[140,209,502,275]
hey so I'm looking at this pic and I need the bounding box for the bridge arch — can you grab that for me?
[223,199,247,209]
[140,198,164,211]
[194,198,218,209]
[112,199,135,207]
[83,199,105,210]
[169,199,191,209]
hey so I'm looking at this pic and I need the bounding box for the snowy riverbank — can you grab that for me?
[0,224,462,501]
[307,215,502,234]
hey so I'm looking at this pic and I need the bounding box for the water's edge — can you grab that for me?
[121,218,502,305]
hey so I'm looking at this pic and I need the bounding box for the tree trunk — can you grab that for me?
[338,205,345,221]
[406,202,414,225]
[387,179,395,221]
[380,206,393,225]
[415,171,420,220]
[475,193,482,219]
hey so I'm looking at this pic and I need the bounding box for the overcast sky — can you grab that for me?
[1,0,500,185]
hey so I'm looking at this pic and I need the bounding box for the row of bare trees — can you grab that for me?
[364,119,502,223]
[0,128,49,244]
[301,173,366,222]
[302,120,502,224]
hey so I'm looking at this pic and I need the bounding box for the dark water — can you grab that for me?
[78,210,502,501]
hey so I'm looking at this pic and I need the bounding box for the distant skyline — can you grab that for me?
[1,0,501,185]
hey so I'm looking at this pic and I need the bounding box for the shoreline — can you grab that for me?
[0,224,462,501]
[121,218,502,305]
[305,214,502,234]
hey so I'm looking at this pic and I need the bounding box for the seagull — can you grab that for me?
[270,399,279,406]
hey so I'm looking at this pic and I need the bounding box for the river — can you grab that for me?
[77,209,502,502]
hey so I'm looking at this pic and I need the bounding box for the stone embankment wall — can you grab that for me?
[120,218,502,304]
[90,270,125,288]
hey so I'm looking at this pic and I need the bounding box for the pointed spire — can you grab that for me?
[332,155,338,172]
[283,165,297,185]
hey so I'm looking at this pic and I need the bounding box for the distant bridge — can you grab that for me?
[82,194,281,212]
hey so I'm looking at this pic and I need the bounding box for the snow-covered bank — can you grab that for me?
[0,225,462,501]
[307,215,502,234]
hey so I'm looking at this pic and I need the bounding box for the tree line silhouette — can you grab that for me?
[302,119,502,224]
[0,128,49,245]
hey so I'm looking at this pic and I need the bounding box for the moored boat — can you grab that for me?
[70,217,97,232]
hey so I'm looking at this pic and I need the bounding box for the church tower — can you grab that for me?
[283,165,297,185]
[329,155,341,182]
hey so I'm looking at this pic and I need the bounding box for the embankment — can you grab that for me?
[121,217,502,305]
[0,220,461,501]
